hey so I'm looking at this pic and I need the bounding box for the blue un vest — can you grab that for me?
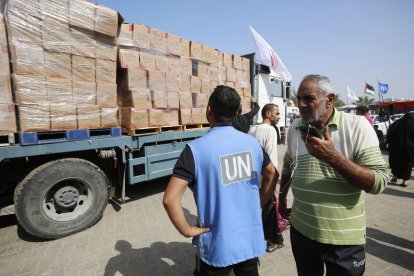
[188,126,266,267]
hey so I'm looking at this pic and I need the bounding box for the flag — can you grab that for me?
[249,26,292,82]
[346,85,359,101]
[365,83,375,96]
[378,82,389,94]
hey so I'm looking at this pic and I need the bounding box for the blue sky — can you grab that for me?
[94,0,414,102]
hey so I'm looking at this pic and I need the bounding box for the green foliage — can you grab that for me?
[353,96,375,106]
[333,94,345,107]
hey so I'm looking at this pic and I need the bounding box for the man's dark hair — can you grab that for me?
[356,105,369,114]
[261,103,277,119]
[208,85,241,123]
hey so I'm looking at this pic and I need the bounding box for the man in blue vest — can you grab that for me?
[163,85,278,275]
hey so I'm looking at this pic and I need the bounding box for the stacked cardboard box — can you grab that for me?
[0,14,16,135]
[117,22,252,129]
[2,0,120,132]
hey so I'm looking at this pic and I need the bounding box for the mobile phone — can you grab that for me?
[297,126,320,138]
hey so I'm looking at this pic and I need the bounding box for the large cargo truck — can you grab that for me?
[0,54,290,240]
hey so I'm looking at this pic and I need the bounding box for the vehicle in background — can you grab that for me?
[370,114,391,136]
[390,113,404,122]
[242,53,291,143]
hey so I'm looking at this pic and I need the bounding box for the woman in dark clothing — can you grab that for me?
[232,97,260,133]
[387,111,414,187]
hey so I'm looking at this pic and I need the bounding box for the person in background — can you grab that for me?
[232,96,260,133]
[249,103,284,252]
[387,111,414,187]
[373,125,385,149]
[279,75,388,276]
[163,85,277,276]
[355,105,374,126]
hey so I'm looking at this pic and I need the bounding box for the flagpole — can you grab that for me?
[346,85,348,105]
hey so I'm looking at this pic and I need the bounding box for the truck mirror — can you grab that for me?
[285,82,291,99]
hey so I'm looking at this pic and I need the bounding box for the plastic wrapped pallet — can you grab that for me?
[100,107,119,128]
[119,108,148,129]
[1,0,121,134]
[118,88,152,110]
[0,103,17,134]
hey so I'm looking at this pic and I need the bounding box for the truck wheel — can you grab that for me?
[14,158,109,239]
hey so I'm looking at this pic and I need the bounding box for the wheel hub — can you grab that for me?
[53,186,79,208]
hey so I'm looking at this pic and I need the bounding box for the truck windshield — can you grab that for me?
[270,79,283,97]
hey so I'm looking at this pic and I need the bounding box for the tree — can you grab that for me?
[353,96,375,106]
[333,94,345,108]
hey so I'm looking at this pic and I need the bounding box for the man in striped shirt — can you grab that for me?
[279,75,388,276]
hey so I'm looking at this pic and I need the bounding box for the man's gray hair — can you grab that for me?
[302,74,334,96]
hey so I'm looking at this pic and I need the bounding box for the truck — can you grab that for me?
[0,52,290,240]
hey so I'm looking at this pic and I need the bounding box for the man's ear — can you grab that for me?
[326,93,335,106]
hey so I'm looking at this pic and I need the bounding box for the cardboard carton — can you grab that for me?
[94,4,118,37]
[95,36,117,61]
[179,108,192,125]
[0,103,17,134]
[191,108,203,124]
[118,88,151,109]
[225,81,235,89]
[165,73,179,91]
[167,91,179,109]
[119,107,148,129]
[220,66,227,82]
[39,0,69,23]
[164,109,179,126]
[50,103,77,130]
[72,55,96,82]
[118,23,133,46]
[211,80,219,92]
[47,78,72,103]
[139,51,156,71]
[210,66,219,81]
[166,32,181,56]
[70,27,96,58]
[100,107,119,128]
[0,40,10,76]
[191,76,201,93]
[179,74,191,92]
[6,11,43,46]
[226,67,236,82]
[223,53,233,67]
[190,41,202,60]
[155,55,168,72]
[201,79,211,94]
[180,38,190,57]
[0,75,13,103]
[119,69,147,90]
[96,59,116,83]
[119,49,140,70]
[77,104,100,129]
[242,57,250,71]
[232,54,243,70]
[13,75,47,105]
[179,57,192,76]
[18,103,50,132]
[148,71,166,90]
[150,27,167,53]
[192,93,208,108]
[7,0,41,18]
[202,45,219,65]
[148,109,165,126]
[179,92,193,109]
[236,69,244,83]
[197,63,210,80]
[69,0,95,32]
[44,52,71,80]
[42,20,71,54]
[9,45,45,77]
[72,81,96,104]
[133,24,150,49]
[150,89,167,109]
[97,82,117,107]
[168,57,180,75]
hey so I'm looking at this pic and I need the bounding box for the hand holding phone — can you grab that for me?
[298,126,320,138]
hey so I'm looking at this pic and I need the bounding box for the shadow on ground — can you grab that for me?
[366,227,414,271]
[104,240,196,276]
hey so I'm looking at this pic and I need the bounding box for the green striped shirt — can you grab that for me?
[282,109,388,245]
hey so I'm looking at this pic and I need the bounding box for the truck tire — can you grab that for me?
[14,158,109,239]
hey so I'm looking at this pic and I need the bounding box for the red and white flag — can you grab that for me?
[249,26,292,82]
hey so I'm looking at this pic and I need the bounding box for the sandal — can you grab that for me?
[266,243,284,253]
[401,182,408,187]
[390,176,398,183]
